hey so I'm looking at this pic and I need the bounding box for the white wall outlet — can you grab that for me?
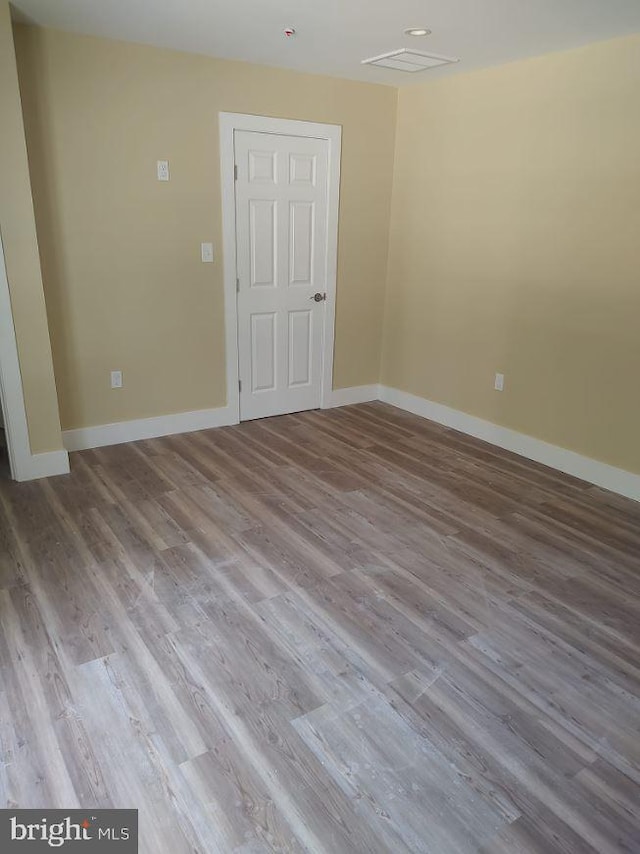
[494,372,505,392]
[157,160,170,181]
[201,242,214,263]
[111,370,123,389]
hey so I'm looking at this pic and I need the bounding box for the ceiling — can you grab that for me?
[11,0,640,87]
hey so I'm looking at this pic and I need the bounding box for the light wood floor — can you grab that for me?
[1,402,639,853]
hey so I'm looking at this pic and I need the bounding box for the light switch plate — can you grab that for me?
[157,160,170,181]
[201,242,214,263]
[494,372,505,392]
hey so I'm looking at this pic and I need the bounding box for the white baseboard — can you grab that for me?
[379,386,640,503]
[57,386,640,503]
[63,405,236,452]
[63,388,378,452]
[324,385,379,408]
[16,449,70,481]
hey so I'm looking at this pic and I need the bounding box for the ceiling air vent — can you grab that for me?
[362,48,459,73]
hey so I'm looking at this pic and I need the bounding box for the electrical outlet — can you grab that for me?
[111,370,123,389]
[157,160,170,181]
[494,372,505,392]
[201,242,214,263]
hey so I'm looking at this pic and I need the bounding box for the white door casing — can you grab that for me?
[219,114,341,423]
[0,231,34,480]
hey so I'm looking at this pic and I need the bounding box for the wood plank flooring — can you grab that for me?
[1,402,639,853]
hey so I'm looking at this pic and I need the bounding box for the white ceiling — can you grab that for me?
[11,0,640,87]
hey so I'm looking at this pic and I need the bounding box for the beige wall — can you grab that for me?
[0,3,62,453]
[13,23,640,476]
[14,25,397,431]
[382,34,640,475]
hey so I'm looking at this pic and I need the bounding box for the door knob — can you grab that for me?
[311,292,326,302]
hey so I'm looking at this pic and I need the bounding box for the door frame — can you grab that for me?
[219,112,341,422]
[0,230,35,480]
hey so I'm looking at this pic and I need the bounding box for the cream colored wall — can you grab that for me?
[0,3,63,453]
[14,25,397,431]
[382,34,640,475]
[14,22,639,475]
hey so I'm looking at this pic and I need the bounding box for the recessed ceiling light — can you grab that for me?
[405,28,431,37]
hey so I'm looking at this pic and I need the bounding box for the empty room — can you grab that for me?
[1,0,639,851]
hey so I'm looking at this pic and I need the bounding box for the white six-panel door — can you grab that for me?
[234,130,330,421]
